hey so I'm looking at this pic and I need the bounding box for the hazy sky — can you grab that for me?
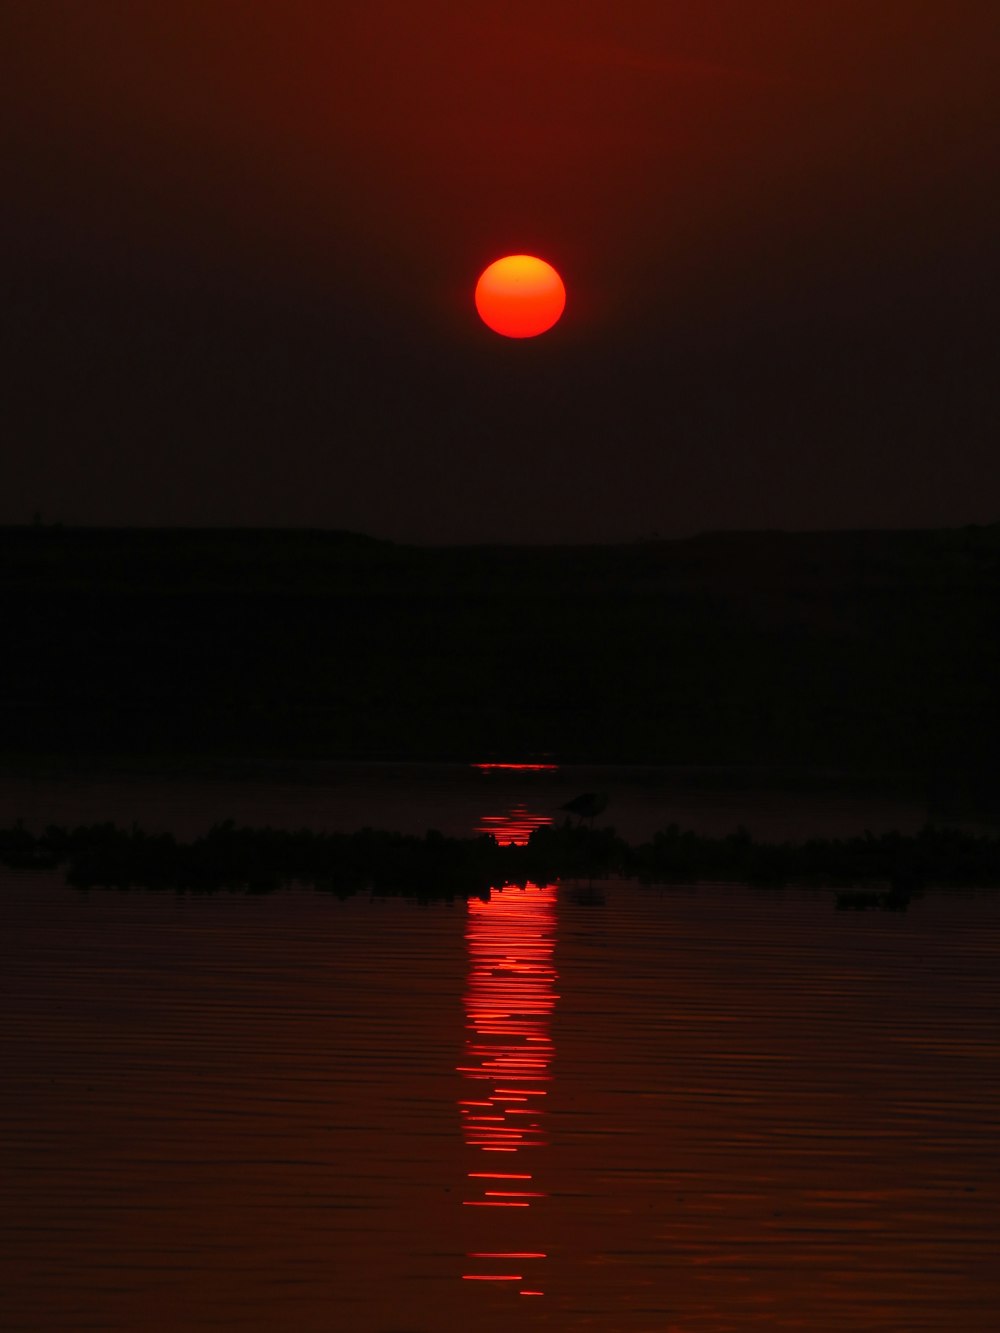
[4,1,998,542]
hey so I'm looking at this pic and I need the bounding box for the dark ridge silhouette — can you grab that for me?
[2,523,999,779]
[5,820,1000,904]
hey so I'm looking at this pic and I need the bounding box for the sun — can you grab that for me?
[474,255,566,339]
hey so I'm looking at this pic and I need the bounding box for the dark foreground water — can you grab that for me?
[4,865,1000,1331]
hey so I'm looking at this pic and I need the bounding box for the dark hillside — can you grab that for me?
[2,525,998,776]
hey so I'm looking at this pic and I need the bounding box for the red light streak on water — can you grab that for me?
[463,1201,530,1208]
[467,1173,533,1180]
[458,881,558,1304]
[462,1273,524,1280]
[476,804,552,845]
[470,1252,547,1259]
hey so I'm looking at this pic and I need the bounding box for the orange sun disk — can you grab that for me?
[475,255,566,339]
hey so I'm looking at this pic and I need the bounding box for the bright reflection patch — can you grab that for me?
[458,882,558,1297]
[476,803,552,846]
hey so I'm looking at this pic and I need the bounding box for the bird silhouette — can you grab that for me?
[559,792,608,825]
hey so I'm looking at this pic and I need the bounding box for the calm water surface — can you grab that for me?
[3,758,992,844]
[5,863,1000,1330]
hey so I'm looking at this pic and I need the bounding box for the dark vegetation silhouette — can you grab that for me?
[1,524,999,786]
[4,819,1000,903]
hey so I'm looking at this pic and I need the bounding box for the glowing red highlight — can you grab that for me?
[463,1201,529,1208]
[477,804,552,846]
[458,881,558,1305]
[469,1252,546,1259]
[467,1173,532,1180]
[472,763,558,772]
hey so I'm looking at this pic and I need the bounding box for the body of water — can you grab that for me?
[1,758,989,845]
[3,764,1000,1329]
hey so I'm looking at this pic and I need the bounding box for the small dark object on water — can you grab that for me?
[560,792,609,822]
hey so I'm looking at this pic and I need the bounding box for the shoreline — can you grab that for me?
[5,819,1000,901]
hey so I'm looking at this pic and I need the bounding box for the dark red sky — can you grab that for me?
[4,1,998,542]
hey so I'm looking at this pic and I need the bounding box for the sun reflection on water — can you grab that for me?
[458,881,558,1299]
[476,803,552,846]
